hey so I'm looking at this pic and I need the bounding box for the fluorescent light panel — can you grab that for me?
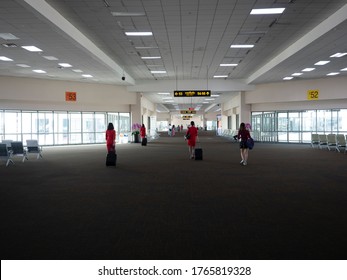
[330,53,347,58]
[230,44,254,48]
[43,56,58,61]
[302,68,315,72]
[151,70,166,74]
[82,74,93,78]
[16,64,30,68]
[58,63,73,68]
[283,77,293,80]
[0,56,13,61]
[250,8,285,15]
[220,63,238,66]
[157,92,170,95]
[341,68,347,71]
[291,73,303,76]
[111,12,146,17]
[33,70,46,73]
[214,75,228,78]
[315,61,330,65]
[141,56,161,59]
[21,46,42,52]
[326,72,339,76]
[125,32,152,36]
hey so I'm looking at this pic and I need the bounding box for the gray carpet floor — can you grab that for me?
[1,131,347,260]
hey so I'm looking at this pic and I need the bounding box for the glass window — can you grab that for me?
[82,112,95,144]
[4,110,22,141]
[54,111,68,145]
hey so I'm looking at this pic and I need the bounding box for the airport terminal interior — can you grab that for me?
[1,0,347,260]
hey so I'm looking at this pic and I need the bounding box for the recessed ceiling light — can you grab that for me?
[111,12,146,17]
[72,69,83,73]
[283,77,294,80]
[340,67,347,71]
[43,56,58,61]
[230,44,254,48]
[250,8,285,15]
[58,63,73,68]
[314,61,330,65]
[162,97,173,100]
[211,94,220,97]
[213,75,228,78]
[326,72,340,76]
[302,68,315,72]
[157,92,170,95]
[16,64,31,68]
[141,56,161,59]
[220,63,238,66]
[82,74,93,78]
[33,70,46,73]
[291,73,303,76]
[21,46,43,52]
[151,70,166,74]
[125,32,153,36]
[330,53,347,58]
[0,56,13,61]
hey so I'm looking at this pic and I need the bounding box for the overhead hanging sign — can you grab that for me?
[307,89,319,100]
[174,90,211,97]
[182,116,192,120]
[180,110,196,114]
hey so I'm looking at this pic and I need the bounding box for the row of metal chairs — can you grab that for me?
[0,139,43,167]
[311,133,347,153]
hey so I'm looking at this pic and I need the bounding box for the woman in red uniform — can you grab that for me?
[237,122,251,165]
[186,121,198,159]
[105,122,116,152]
[140,124,146,139]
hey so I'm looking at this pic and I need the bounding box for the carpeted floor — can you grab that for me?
[1,130,347,260]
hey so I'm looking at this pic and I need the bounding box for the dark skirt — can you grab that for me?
[239,140,248,149]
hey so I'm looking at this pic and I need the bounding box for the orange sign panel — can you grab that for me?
[65,91,77,101]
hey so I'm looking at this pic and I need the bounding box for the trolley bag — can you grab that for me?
[106,151,117,166]
[141,137,147,146]
[195,148,203,160]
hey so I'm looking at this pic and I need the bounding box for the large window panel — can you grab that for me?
[4,110,22,141]
[82,112,95,144]
[54,111,68,145]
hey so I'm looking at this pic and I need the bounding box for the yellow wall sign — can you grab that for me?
[65,91,77,101]
[307,89,319,100]
[174,90,211,97]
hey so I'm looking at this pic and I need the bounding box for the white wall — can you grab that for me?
[245,76,347,110]
[0,76,137,112]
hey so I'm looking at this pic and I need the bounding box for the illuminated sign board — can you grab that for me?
[174,90,211,97]
[180,110,196,114]
[65,91,77,101]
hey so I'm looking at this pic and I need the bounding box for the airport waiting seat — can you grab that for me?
[335,134,346,153]
[10,141,28,162]
[311,133,319,148]
[327,134,338,151]
[26,139,43,159]
[318,134,328,149]
[0,143,14,167]
[1,139,13,152]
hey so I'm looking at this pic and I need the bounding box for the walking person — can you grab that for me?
[140,124,146,139]
[186,121,198,159]
[237,122,251,166]
[106,122,116,152]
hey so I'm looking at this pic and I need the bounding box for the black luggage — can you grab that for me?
[106,151,117,166]
[195,148,203,160]
[141,137,147,146]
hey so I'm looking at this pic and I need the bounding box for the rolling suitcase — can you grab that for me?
[195,148,203,160]
[141,137,147,146]
[106,151,117,166]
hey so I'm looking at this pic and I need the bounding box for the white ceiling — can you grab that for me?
[1,0,347,114]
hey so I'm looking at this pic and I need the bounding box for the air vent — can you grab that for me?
[1,43,18,48]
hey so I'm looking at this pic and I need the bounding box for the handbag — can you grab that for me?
[185,133,191,139]
[247,137,254,150]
